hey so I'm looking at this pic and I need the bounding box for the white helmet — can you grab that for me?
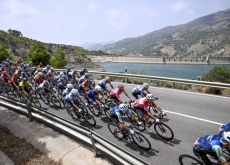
[143,82,149,88]
[105,76,111,81]
[70,89,79,96]
[95,85,102,92]
[146,94,155,100]
[38,72,43,76]
[67,83,73,89]
[119,103,129,111]
[222,131,230,143]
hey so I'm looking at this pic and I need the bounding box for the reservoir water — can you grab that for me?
[96,62,229,80]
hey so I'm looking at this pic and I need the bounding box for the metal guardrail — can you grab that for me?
[0,95,149,165]
[54,69,230,89]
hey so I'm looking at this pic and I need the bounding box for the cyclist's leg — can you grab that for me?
[193,147,212,165]
[132,92,139,100]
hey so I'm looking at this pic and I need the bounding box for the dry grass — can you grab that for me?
[0,125,59,165]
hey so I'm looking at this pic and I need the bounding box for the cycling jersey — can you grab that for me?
[11,73,20,85]
[110,88,123,99]
[110,106,131,124]
[193,134,227,163]
[132,85,148,99]
[34,75,43,84]
[98,79,109,90]
[87,89,98,103]
[19,81,31,88]
[133,97,155,111]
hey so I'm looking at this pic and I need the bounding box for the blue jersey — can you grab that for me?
[87,89,98,101]
[62,88,72,97]
[194,134,223,150]
[65,93,76,104]
[98,79,108,90]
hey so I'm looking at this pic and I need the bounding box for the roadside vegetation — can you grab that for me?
[0,29,107,68]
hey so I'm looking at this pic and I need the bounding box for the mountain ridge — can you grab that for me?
[100,8,230,58]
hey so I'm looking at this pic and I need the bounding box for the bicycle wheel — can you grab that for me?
[64,102,79,120]
[39,94,49,104]
[108,123,123,139]
[129,116,145,131]
[81,105,96,126]
[153,122,174,140]
[51,95,61,108]
[104,108,112,121]
[132,132,151,150]
[107,101,117,109]
[179,154,203,165]
[30,97,41,108]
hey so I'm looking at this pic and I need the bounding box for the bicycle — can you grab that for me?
[179,149,230,165]
[64,101,96,126]
[38,89,62,108]
[108,122,151,150]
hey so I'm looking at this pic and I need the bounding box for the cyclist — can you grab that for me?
[86,87,103,111]
[78,79,92,94]
[193,131,230,165]
[79,68,88,77]
[219,122,230,134]
[11,69,22,90]
[18,77,32,95]
[56,75,68,92]
[1,70,10,83]
[132,82,151,99]
[62,83,74,97]
[98,76,114,93]
[34,72,45,86]
[78,73,90,84]
[133,94,161,132]
[110,103,133,134]
[109,84,132,104]
[64,88,82,113]
[36,80,50,95]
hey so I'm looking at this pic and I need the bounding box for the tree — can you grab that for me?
[8,29,23,37]
[28,43,51,65]
[203,66,230,83]
[50,48,67,68]
[0,44,10,62]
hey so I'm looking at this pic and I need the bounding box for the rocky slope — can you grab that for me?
[101,9,230,59]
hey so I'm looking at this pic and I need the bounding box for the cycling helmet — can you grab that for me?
[118,84,124,90]
[222,131,230,143]
[70,89,79,96]
[119,103,129,111]
[38,72,43,76]
[105,76,111,81]
[143,82,149,88]
[59,72,64,76]
[67,83,74,89]
[146,94,155,100]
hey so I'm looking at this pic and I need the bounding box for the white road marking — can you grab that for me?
[164,109,223,125]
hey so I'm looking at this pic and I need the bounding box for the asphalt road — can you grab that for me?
[40,82,230,165]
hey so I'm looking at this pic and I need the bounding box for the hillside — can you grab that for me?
[100,9,230,59]
[0,30,107,68]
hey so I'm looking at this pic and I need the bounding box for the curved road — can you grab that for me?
[41,82,230,165]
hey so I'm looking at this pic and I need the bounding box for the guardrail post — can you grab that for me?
[26,100,33,121]
[89,132,98,157]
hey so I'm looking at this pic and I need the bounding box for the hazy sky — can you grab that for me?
[0,0,230,46]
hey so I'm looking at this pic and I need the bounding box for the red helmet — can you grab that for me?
[118,84,124,90]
